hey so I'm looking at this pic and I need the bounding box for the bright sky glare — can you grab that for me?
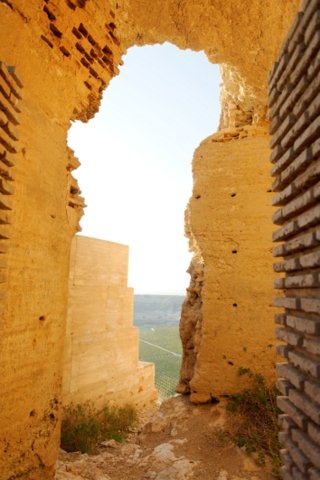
[68,42,221,295]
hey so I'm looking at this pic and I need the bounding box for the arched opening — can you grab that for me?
[67,42,221,401]
[0,2,304,477]
[68,43,220,294]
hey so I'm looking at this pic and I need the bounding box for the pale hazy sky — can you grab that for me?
[68,42,221,294]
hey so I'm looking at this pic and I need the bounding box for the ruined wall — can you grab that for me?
[178,127,277,401]
[0,1,303,478]
[108,0,301,127]
[0,2,124,478]
[269,1,320,477]
[64,235,156,409]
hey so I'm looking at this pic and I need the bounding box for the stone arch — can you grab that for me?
[0,1,302,478]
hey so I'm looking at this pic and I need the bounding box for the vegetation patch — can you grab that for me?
[139,325,182,399]
[226,369,280,474]
[60,401,137,454]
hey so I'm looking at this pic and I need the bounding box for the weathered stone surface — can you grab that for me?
[182,127,276,398]
[0,0,303,478]
[270,1,320,477]
[64,235,157,409]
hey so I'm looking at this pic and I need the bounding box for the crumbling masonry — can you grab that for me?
[270,1,320,478]
[1,0,320,479]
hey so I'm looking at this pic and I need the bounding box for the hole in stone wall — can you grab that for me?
[39,315,45,321]
[232,303,238,307]
[40,35,53,48]
[43,5,56,21]
[68,43,221,400]
[49,23,62,39]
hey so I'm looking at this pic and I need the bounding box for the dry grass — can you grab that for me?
[60,401,137,454]
[226,370,281,475]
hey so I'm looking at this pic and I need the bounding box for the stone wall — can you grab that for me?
[0,62,22,316]
[178,127,277,402]
[0,2,124,478]
[64,235,156,409]
[269,1,320,477]
[0,1,303,478]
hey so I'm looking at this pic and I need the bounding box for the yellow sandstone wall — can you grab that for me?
[64,235,156,409]
[0,2,124,478]
[183,127,277,401]
[0,0,303,478]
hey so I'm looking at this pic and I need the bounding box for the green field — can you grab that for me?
[138,326,182,400]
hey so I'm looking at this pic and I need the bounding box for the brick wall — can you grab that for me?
[0,62,22,317]
[269,1,320,478]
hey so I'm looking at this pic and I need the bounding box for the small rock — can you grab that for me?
[99,439,118,448]
[217,470,228,480]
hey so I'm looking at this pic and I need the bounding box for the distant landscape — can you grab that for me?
[134,295,185,327]
[134,295,185,399]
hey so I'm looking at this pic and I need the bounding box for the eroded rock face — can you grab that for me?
[177,256,204,395]
[0,0,302,478]
[185,126,277,401]
[109,0,302,126]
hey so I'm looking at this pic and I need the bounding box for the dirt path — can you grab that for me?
[55,396,276,480]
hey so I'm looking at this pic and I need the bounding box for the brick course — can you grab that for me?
[270,1,320,477]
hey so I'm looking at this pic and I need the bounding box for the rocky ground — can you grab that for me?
[55,395,276,480]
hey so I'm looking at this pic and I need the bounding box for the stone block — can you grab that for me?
[289,388,320,426]
[300,251,320,269]
[281,273,318,289]
[270,143,284,164]
[308,421,320,446]
[276,362,306,389]
[279,413,299,432]
[276,344,291,359]
[279,149,312,190]
[303,338,320,356]
[290,30,320,86]
[292,72,320,121]
[286,314,320,335]
[277,43,306,92]
[273,256,299,272]
[294,115,320,154]
[277,378,293,396]
[70,235,129,287]
[271,148,294,178]
[277,75,307,125]
[280,428,310,472]
[297,204,320,231]
[292,428,320,469]
[272,219,297,242]
[270,114,296,148]
[281,188,318,225]
[304,380,320,404]
[288,350,320,378]
[300,298,320,314]
[277,396,308,430]
[276,328,303,347]
[304,8,320,44]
